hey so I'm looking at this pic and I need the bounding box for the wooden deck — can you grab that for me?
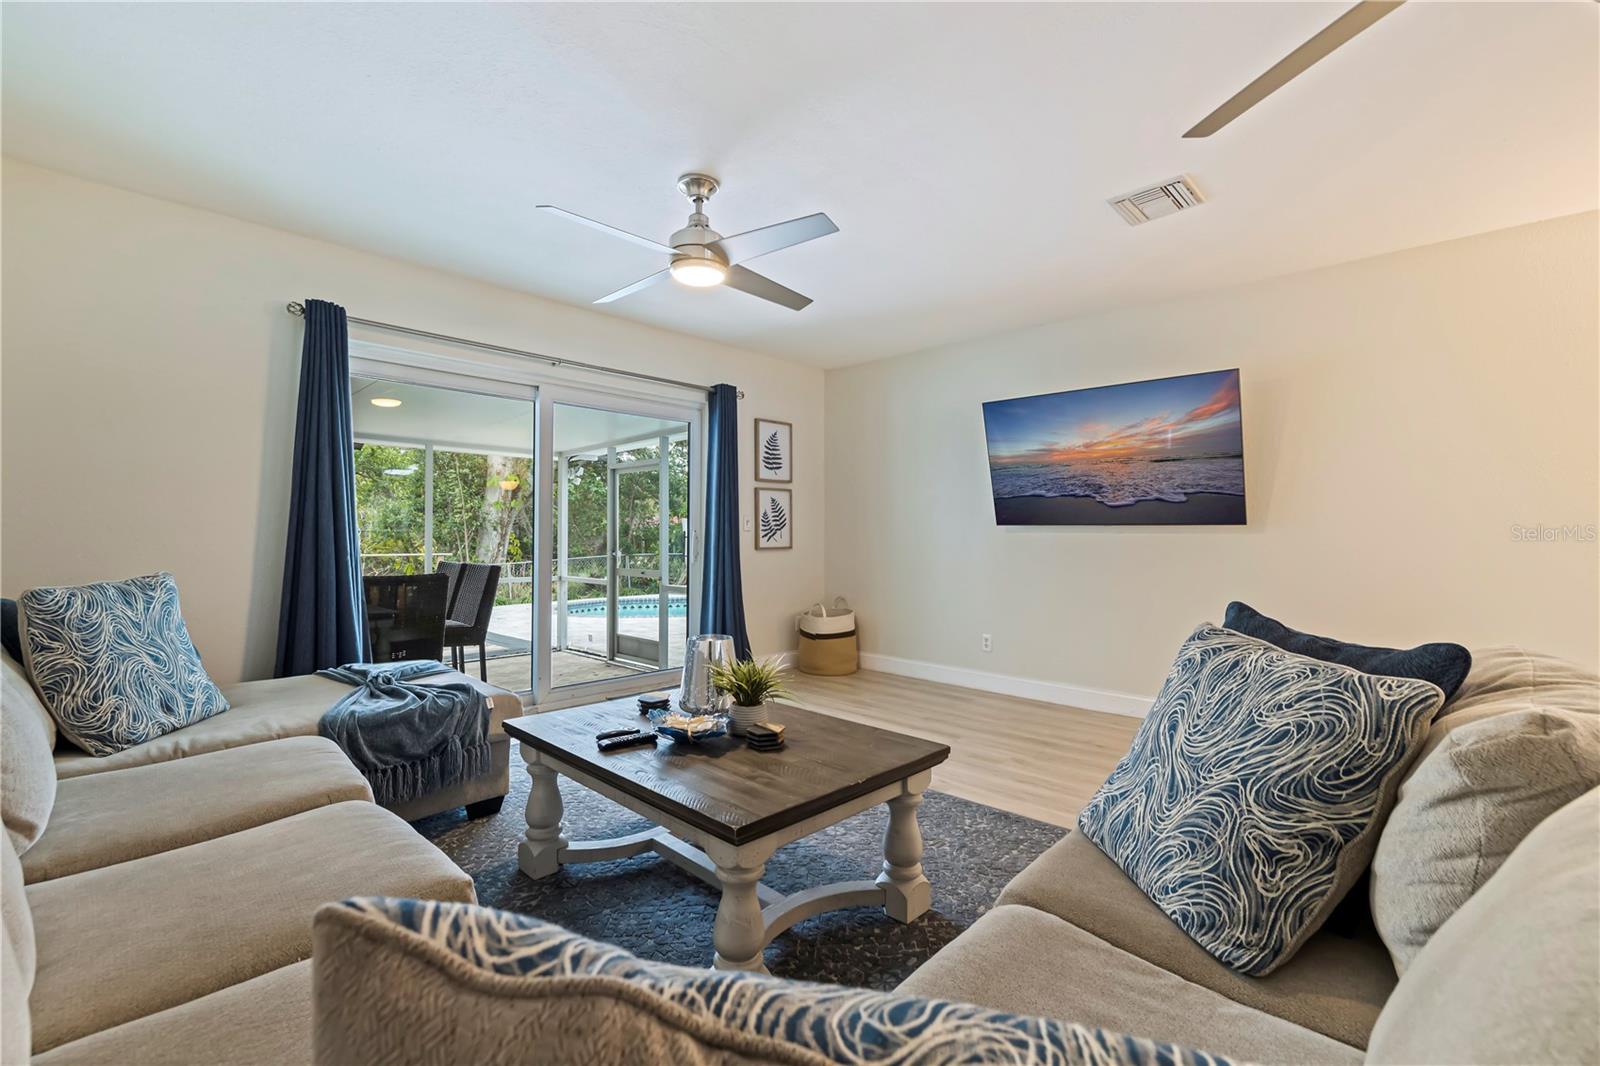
[482,650,646,694]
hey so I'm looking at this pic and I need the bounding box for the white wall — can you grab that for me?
[1,159,825,683]
[825,212,1600,710]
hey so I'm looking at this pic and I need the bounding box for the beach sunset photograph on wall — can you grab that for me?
[981,368,1246,525]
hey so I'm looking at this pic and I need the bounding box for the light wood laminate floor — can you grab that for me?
[783,670,1140,828]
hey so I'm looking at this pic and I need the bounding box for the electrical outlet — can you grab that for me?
[981,634,993,653]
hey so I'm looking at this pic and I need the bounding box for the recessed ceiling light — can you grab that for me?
[370,397,402,408]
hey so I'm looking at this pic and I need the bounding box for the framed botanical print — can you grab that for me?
[754,418,792,483]
[754,487,792,550]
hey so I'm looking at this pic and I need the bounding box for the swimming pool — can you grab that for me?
[565,594,687,618]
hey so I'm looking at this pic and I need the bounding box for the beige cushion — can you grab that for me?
[33,961,311,1066]
[2,652,57,852]
[53,670,519,779]
[1,831,32,988]
[1372,708,1600,974]
[1421,646,1599,758]
[1,825,32,973]
[997,830,1396,1049]
[2,906,28,1066]
[23,736,372,883]
[898,904,1363,1065]
[1367,787,1600,1065]
[26,800,474,1052]
[2,652,53,748]
[1,832,32,1063]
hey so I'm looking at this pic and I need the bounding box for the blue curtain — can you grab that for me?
[274,299,366,676]
[700,384,752,659]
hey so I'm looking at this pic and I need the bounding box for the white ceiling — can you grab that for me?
[3,3,1595,368]
[352,376,684,455]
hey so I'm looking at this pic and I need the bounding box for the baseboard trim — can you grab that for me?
[856,652,1153,718]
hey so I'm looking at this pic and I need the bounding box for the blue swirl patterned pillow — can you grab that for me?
[1078,624,1443,977]
[329,897,1235,1066]
[18,573,228,756]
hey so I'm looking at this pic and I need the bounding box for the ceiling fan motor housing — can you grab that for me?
[670,232,725,265]
[672,173,725,263]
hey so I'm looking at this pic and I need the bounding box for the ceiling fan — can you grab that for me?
[537,174,838,311]
[1184,0,1405,138]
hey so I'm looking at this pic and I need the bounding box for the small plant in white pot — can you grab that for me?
[709,657,791,737]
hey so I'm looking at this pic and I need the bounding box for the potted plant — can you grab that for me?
[709,656,791,737]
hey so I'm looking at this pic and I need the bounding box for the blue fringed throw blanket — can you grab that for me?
[317,660,491,808]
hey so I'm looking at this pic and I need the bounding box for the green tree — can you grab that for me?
[355,436,685,607]
[354,444,534,589]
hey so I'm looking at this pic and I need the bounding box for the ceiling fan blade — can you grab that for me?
[536,205,677,255]
[593,268,671,304]
[711,213,838,266]
[723,265,813,311]
[1183,0,1405,138]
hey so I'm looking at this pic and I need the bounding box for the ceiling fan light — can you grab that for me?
[669,257,727,288]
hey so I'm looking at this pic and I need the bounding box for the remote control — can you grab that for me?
[597,731,657,753]
[596,727,639,741]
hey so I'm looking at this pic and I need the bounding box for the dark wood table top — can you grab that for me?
[503,700,950,846]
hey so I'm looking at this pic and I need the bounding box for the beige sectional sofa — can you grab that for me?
[1,650,519,1064]
[307,785,1598,1066]
[308,644,1596,1066]
[898,645,1600,1064]
[49,668,525,822]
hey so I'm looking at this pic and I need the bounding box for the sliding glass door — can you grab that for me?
[611,445,689,669]
[549,402,691,692]
[350,354,706,705]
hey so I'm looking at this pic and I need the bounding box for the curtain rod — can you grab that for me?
[285,302,739,399]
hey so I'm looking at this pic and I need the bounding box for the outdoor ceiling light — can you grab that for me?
[370,397,402,408]
[668,257,727,288]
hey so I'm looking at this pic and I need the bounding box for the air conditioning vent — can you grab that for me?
[1109,175,1206,226]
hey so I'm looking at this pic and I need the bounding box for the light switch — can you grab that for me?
[743,516,753,532]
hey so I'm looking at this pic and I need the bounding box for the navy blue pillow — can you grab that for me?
[1223,601,1471,702]
[1,598,21,665]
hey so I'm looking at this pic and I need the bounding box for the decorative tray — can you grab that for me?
[648,707,729,744]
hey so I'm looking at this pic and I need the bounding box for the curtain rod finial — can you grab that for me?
[286,301,305,317]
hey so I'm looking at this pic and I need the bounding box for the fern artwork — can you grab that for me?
[753,418,792,483]
[754,487,792,550]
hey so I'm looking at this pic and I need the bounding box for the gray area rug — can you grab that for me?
[415,741,1063,989]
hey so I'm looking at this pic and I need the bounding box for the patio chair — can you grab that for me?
[435,560,464,616]
[443,562,501,681]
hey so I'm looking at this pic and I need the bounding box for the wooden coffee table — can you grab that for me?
[503,699,950,974]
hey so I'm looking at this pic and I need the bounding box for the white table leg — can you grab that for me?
[706,841,774,974]
[518,747,568,880]
[877,771,932,923]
